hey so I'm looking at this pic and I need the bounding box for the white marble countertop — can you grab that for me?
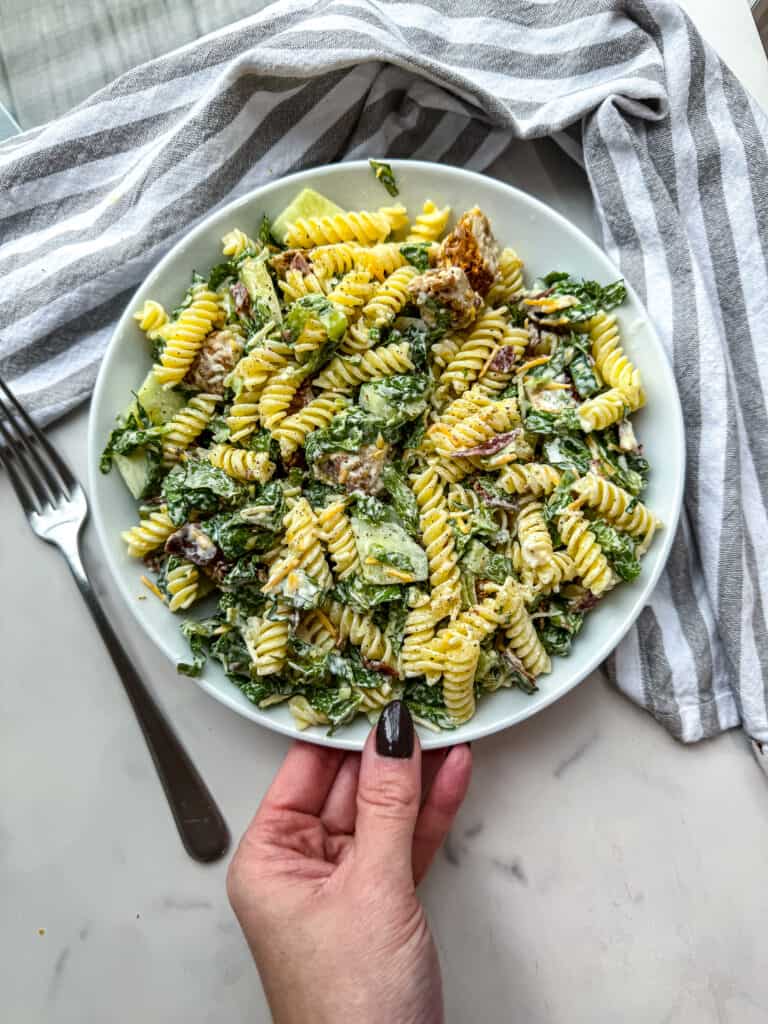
[3,5,768,1023]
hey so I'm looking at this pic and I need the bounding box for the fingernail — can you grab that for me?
[376,700,414,758]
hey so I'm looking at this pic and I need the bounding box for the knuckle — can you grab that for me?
[357,772,419,818]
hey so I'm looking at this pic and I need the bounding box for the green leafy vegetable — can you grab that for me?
[208,260,237,291]
[404,681,457,730]
[380,464,420,536]
[331,576,403,613]
[569,353,600,398]
[538,272,627,323]
[399,242,431,271]
[162,458,248,525]
[285,294,348,346]
[368,159,399,197]
[460,539,513,585]
[542,436,591,476]
[589,520,641,582]
[369,545,415,574]
[523,407,582,436]
[100,401,166,473]
[304,408,383,464]
[178,617,222,676]
[543,471,576,523]
[358,373,429,425]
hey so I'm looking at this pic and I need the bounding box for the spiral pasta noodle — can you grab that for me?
[503,584,551,676]
[289,695,330,729]
[270,498,333,592]
[440,627,481,724]
[439,307,511,396]
[399,593,439,680]
[360,265,418,329]
[162,393,218,466]
[259,366,305,433]
[308,242,364,278]
[410,464,461,619]
[284,205,407,247]
[406,200,451,243]
[221,228,256,258]
[208,445,275,483]
[154,287,220,388]
[316,499,361,580]
[313,342,413,391]
[226,389,261,444]
[325,601,396,669]
[498,463,562,497]
[557,509,616,596]
[249,611,290,676]
[166,562,200,612]
[431,397,520,456]
[133,299,168,336]
[570,473,659,543]
[486,248,524,306]
[279,268,330,303]
[358,243,409,280]
[577,387,628,432]
[231,339,293,395]
[328,270,375,321]
[296,610,337,653]
[273,393,349,459]
[589,312,645,410]
[121,508,176,558]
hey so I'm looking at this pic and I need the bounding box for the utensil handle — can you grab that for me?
[63,542,230,863]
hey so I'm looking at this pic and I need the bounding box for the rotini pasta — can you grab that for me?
[558,510,616,596]
[104,182,660,735]
[162,393,218,466]
[313,341,414,391]
[273,393,350,459]
[284,205,407,247]
[208,444,275,483]
[316,499,361,579]
[133,299,168,336]
[121,509,175,558]
[166,561,200,612]
[589,312,645,410]
[154,287,220,388]
[406,200,451,243]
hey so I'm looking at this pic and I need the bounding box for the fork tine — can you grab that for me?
[0,377,73,499]
[0,417,42,516]
[0,391,60,508]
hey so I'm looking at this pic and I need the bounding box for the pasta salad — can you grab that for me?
[102,167,661,733]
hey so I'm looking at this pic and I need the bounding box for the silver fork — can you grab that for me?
[0,378,230,863]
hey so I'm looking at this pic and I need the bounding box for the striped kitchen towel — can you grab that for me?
[1,0,767,745]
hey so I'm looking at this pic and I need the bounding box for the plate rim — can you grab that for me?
[87,157,686,750]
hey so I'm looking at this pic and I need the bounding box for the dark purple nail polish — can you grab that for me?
[376,700,414,758]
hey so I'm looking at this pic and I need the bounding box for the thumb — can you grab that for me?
[353,701,421,883]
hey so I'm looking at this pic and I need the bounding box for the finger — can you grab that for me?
[412,744,472,885]
[320,753,361,835]
[421,749,448,806]
[353,701,421,882]
[259,741,345,820]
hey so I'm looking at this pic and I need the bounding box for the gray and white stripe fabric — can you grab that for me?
[1,0,767,743]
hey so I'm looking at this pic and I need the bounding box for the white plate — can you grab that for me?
[87,159,685,750]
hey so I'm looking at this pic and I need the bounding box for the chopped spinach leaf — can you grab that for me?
[368,159,399,197]
[399,242,431,271]
[589,520,641,581]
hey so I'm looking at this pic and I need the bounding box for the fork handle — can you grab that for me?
[64,542,230,863]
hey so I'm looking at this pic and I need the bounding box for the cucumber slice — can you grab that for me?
[114,370,186,498]
[239,256,282,325]
[350,517,428,585]
[113,449,155,500]
[132,369,187,426]
[271,188,345,244]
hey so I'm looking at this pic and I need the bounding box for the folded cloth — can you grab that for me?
[1,0,767,744]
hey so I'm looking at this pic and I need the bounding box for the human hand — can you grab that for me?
[227,700,473,1024]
